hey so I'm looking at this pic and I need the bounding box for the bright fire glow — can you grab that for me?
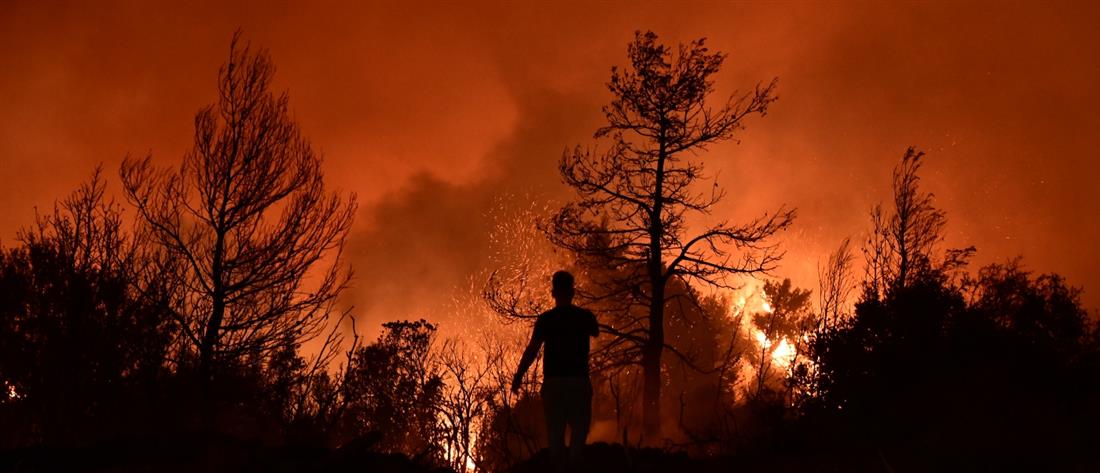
[753,328,770,349]
[440,412,479,472]
[770,337,796,368]
[752,328,796,370]
[730,282,802,385]
[445,439,477,472]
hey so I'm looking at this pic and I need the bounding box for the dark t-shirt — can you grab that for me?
[534,304,599,378]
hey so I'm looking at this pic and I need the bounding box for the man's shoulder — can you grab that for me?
[572,305,596,319]
[535,307,557,321]
[557,304,594,317]
[534,308,559,328]
[536,305,594,321]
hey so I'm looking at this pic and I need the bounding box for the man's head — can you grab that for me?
[551,270,575,306]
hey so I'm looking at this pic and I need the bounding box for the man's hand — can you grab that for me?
[510,372,523,394]
[513,327,543,395]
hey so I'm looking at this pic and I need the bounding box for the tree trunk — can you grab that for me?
[642,140,667,442]
[641,284,664,442]
[198,229,227,433]
[198,298,223,432]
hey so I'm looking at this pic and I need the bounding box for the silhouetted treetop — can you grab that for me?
[119,33,357,428]
[600,31,778,154]
[528,30,792,441]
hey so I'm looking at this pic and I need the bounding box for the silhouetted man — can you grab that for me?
[511,270,599,464]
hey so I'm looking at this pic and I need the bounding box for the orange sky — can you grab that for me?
[2,1,1098,333]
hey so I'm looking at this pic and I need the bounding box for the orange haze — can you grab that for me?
[2,1,1099,338]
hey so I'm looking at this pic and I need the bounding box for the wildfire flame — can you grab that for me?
[755,331,796,369]
[730,282,800,382]
[442,427,478,472]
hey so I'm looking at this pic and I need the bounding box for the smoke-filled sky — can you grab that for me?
[2,1,1098,335]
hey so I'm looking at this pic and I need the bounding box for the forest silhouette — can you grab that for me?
[1,31,1097,473]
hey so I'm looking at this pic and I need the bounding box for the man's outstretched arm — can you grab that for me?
[511,330,543,393]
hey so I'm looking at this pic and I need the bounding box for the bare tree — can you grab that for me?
[817,237,855,329]
[119,34,356,418]
[470,324,545,471]
[540,31,793,439]
[437,339,499,473]
[863,148,973,299]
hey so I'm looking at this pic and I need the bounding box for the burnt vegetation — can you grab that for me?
[1,32,1098,473]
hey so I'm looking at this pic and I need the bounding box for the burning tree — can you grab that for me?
[120,34,356,424]
[749,279,811,398]
[541,31,792,440]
